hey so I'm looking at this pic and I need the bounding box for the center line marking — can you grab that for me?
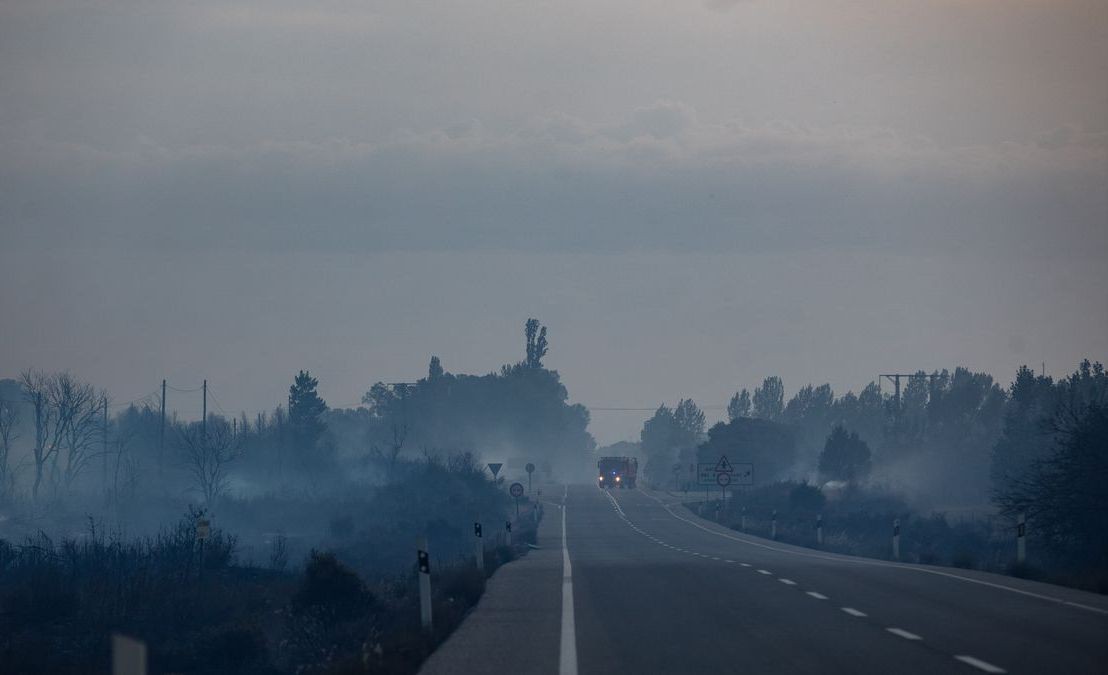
[841,607,867,617]
[559,486,577,675]
[886,628,922,641]
[806,592,828,600]
[778,578,797,585]
[740,563,751,567]
[954,655,1007,673]
[757,569,772,575]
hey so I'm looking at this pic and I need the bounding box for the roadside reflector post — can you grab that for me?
[417,538,432,633]
[112,634,147,675]
[474,521,484,573]
[741,505,746,532]
[771,510,778,540]
[817,514,824,546]
[505,520,512,547]
[893,518,901,560]
[1017,513,1026,564]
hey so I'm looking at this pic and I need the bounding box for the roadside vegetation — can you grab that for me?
[0,319,566,673]
[640,360,1107,593]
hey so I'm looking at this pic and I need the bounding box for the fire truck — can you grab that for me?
[597,456,638,489]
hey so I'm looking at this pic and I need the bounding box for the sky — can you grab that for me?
[1,0,1106,444]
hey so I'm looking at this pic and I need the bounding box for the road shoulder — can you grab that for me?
[419,501,564,675]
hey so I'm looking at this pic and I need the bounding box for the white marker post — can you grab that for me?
[1017,513,1026,564]
[474,521,484,573]
[816,514,823,546]
[417,538,432,634]
[893,518,901,561]
[112,634,147,675]
[771,509,778,540]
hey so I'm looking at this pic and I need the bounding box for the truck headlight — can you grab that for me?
[615,476,621,482]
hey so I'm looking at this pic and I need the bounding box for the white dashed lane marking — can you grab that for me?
[605,490,1017,675]
[886,628,922,641]
[954,656,1007,673]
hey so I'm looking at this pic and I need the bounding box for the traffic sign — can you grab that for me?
[698,462,754,486]
[717,472,732,487]
[509,482,524,498]
[487,463,503,478]
[714,455,734,473]
[525,463,535,474]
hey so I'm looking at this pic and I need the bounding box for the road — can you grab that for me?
[421,485,1108,675]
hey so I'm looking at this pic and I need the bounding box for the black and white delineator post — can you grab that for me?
[505,520,512,547]
[771,509,778,540]
[816,514,824,546]
[893,518,901,560]
[474,521,484,573]
[417,538,432,633]
[1017,513,1026,564]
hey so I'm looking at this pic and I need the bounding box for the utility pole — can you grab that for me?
[159,379,166,478]
[102,397,109,491]
[202,380,207,441]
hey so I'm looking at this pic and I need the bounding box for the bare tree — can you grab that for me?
[20,370,53,499]
[47,373,106,493]
[108,413,141,505]
[369,421,407,479]
[0,397,20,497]
[177,417,242,504]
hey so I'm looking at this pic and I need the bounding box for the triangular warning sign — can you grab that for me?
[714,455,733,473]
[487,463,503,478]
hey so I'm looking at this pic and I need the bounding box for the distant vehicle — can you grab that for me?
[598,456,637,489]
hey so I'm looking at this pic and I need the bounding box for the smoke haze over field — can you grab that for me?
[1,0,1106,444]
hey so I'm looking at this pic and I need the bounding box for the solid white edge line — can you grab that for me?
[638,489,1108,617]
[559,486,577,675]
[954,655,1007,673]
[886,628,922,641]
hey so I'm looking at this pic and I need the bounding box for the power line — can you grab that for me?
[166,384,204,393]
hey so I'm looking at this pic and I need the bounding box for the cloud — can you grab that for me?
[1,103,1104,260]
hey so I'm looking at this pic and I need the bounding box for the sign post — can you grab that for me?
[196,517,210,579]
[509,482,525,518]
[716,471,731,520]
[525,463,535,493]
[417,537,432,633]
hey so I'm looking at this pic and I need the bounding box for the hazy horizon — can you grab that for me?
[2,0,1106,445]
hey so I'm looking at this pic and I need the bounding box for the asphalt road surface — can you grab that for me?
[422,485,1108,675]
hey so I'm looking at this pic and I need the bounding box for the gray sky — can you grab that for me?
[2,0,1106,443]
